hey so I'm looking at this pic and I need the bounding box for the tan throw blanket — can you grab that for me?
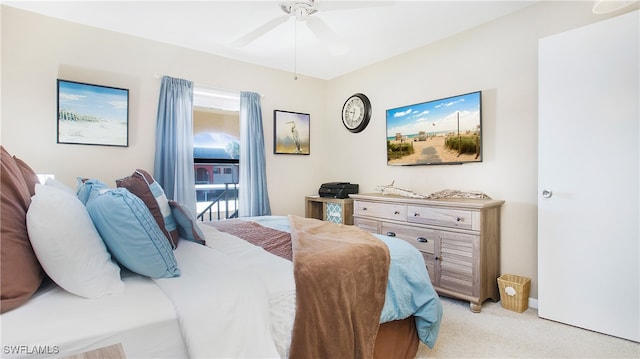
[287,215,390,359]
[205,216,390,359]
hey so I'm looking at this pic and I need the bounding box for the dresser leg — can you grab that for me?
[470,302,482,313]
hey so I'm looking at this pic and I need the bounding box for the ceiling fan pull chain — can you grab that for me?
[294,19,298,81]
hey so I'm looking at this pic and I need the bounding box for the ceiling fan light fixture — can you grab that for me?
[293,5,310,21]
[281,1,317,21]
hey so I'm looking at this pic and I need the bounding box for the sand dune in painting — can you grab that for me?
[58,117,127,146]
[388,135,478,165]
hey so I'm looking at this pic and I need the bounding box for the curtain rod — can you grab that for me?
[154,73,264,98]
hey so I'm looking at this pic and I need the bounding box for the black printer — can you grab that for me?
[318,182,359,199]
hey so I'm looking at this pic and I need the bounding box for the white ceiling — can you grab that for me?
[4,0,537,80]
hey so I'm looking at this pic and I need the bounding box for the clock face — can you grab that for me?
[342,93,371,133]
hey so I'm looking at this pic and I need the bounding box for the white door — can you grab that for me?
[538,11,639,342]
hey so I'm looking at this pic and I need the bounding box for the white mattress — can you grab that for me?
[0,271,189,359]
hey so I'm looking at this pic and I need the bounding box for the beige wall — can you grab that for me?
[1,5,329,218]
[1,2,634,299]
[324,1,635,299]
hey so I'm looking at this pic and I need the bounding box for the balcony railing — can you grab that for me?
[196,183,239,221]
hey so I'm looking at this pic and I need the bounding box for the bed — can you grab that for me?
[0,146,442,358]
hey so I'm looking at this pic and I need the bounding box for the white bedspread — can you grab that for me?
[153,228,296,359]
[1,273,188,359]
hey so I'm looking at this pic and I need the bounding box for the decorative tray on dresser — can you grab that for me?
[350,193,504,312]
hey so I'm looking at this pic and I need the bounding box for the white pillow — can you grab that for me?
[27,183,125,298]
[44,177,76,196]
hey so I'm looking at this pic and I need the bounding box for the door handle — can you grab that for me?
[541,189,553,198]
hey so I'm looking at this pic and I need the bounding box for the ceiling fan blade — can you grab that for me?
[306,16,348,56]
[231,15,289,48]
[315,0,395,12]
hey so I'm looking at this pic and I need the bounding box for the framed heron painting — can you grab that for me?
[273,110,310,155]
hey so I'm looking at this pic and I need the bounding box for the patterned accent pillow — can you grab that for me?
[169,200,206,245]
[116,169,179,248]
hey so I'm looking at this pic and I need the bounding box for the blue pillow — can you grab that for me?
[86,188,180,278]
[116,169,179,248]
[169,200,206,245]
[76,177,110,205]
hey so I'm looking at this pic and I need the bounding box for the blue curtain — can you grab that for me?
[239,91,271,216]
[154,76,197,215]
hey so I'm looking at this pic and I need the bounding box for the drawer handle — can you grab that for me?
[394,210,400,215]
[416,237,428,243]
[386,232,396,237]
[413,213,420,217]
[456,217,463,222]
[362,207,368,211]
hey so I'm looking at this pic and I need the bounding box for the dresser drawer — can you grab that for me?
[408,205,474,230]
[354,217,379,233]
[355,201,407,222]
[381,222,436,254]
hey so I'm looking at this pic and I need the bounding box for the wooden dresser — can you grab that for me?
[351,193,504,312]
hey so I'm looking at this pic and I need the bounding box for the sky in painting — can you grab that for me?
[58,80,128,122]
[275,111,310,145]
[386,92,481,138]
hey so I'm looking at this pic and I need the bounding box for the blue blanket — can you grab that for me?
[246,216,443,348]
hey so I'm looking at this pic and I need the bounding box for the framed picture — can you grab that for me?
[386,91,482,166]
[57,79,129,147]
[273,110,310,155]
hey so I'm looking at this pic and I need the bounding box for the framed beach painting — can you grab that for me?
[386,91,482,166]
[273,110,310,155]
[57,79,129,147]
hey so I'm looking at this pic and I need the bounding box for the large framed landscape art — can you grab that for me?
[57,79,129,147]
[386,91,482,166]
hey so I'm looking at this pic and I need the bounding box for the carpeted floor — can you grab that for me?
[416,297,640,358]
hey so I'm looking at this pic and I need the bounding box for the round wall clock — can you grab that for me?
[341,93,371,133]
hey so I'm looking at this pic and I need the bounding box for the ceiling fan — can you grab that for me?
[231,0,390,56]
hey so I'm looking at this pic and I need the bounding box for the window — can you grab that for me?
[193,86,240,219]
[195,167,210,184]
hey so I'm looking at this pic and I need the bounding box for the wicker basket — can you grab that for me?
[497,274,531,313]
